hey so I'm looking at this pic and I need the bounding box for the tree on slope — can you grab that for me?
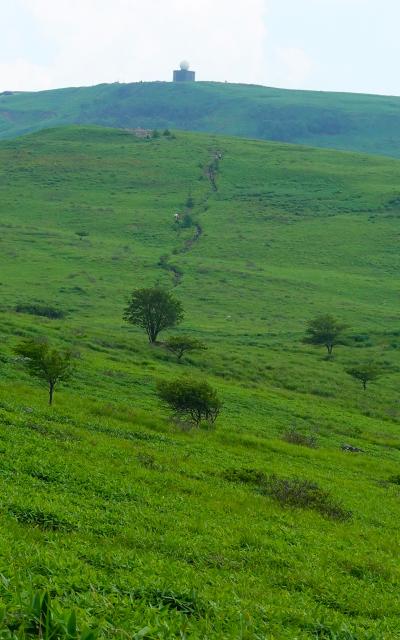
[15,338,73,405]
[123,287,184,343]
[157,378,222,428]
[165,335,207,361]
[346,362,383,390]
[303,314,347,356]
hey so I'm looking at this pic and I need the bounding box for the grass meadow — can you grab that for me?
[0,126,399,638]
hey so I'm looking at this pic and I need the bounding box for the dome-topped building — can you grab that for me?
[173,61,196,82]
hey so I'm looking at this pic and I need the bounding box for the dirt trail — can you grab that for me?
[158,148,223,286]
[182,223,202,253]
[158,254,183,286]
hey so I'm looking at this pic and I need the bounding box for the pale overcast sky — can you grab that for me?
[1,0,399,95]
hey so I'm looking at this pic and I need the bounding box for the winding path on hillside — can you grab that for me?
[158,148,223,286]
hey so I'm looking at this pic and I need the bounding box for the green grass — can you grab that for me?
[2,81,400,157]
[0,125,399,638]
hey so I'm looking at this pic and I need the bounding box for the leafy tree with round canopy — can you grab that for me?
[165,335,207,361]
[157,378,222,427]
[15,338,73,405]
[346,363,383,390]
[123,287,183,343]
[303,314,347,355]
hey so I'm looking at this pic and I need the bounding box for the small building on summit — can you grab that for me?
[173,61,195,82]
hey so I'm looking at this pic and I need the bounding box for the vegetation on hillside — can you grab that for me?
[123,287,184,343]
[0,126,398,638]
[2,81,400,157]
[157,377,221,427]
[165,335,207,360]
[15,338,74,405]
[346,362,385,390]
[303,314,348,355]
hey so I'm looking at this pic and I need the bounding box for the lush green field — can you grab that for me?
[0,126,399,638]
[2,82,400,158]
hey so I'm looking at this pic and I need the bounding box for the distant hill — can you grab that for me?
[1,81,400,157]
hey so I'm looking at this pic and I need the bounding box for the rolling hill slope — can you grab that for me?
[0,126,399,638]
[2,81,400,157]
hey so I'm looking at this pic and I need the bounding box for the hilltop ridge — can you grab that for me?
[2,81,400,157]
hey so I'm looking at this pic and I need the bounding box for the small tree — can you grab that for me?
[303,314,347,355]
[15,338,73,405]
[123,287,183,343]
[157,378,221,427]
[346,363,383,390]
[165,335,207,361]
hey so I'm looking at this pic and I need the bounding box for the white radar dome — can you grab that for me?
[180,60,190,71]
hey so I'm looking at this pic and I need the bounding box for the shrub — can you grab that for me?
[157,377,221,427]
[223,469,351,520]
[261,475,351,520]
[282,425,318,448]
[15,303,66,319]
[223,468,267,485]
[136,452,162,470]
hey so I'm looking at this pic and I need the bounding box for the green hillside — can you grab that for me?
[2,81,400,157]
[0,126,399,638]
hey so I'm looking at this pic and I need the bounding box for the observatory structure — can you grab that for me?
[173,61,195,82]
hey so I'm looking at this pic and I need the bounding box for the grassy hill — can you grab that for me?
[2,81,400,158]
[0,125,399,638]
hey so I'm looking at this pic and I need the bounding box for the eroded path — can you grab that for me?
[158,148,223,286]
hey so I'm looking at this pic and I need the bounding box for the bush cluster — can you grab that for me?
[224,469,351,520]
[261,475,352,521]
[282,425,318,448]
[15,303,66,319]
[157,377,221,428]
